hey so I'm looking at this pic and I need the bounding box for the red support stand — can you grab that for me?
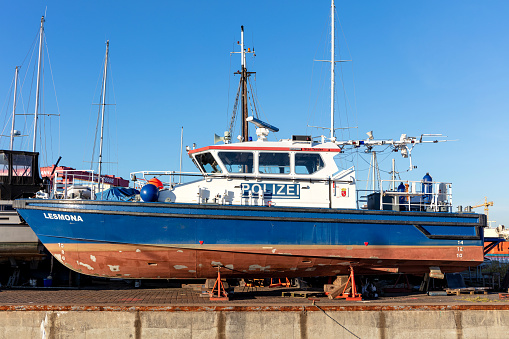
[339,266,362,301]
[269,277,291,288]
[209,267,229,301]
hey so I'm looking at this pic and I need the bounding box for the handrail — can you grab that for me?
[129,170,353,191]
[50,169,104,200]
[379,179,452,212]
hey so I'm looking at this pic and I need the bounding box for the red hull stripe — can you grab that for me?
[44,243,484,279]
[188,145,342,155]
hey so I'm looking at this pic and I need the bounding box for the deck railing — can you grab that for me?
[49,169,104,200]
[377,179,453,212]
[130,170,204,191]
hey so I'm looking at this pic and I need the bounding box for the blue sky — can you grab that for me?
[0,1,507,226]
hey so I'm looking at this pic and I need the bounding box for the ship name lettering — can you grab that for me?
[241,183,300,199]
[43,213,83,222]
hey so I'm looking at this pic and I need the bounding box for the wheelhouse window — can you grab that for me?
[12,154,33,177]
[218,152,253,173]
[259,152,290,174]
[0,153,8,177]
[195,152,222,173]
[295,153,324,174]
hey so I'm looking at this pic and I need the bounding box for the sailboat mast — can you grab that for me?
[10,66,19,151]
[97,40,109,189]
[330,0,335,139]
[241,26,249,141]
[33,16,44,152]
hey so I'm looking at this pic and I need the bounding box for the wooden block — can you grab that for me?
[328,282,351,299]
[446,288,489,296]
[333,275,349,286]
[324,284,336,293]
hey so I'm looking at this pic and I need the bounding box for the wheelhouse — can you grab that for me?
[190,147,329,177]
[0,150,43,200]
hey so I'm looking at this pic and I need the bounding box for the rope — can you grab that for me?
[226,44,233,131]
[307,12,330,135]
[82,52,103,168]
[0,76,15,147]
[90,51,107,170]
[109,57,119,176]
[314,303,361,338]
[228,80,242,137]
[45,34,61,160]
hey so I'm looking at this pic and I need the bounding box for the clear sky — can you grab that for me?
[0,1,507,226]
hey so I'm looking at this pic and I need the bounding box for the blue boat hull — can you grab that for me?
[13,199,486,279]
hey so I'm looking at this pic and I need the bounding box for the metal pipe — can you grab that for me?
[179,126,183,184]
[33,16,44,152]
[240,26,249,141]
[330,0,335,139]
[97,40,109,194]
[10,66,19,150]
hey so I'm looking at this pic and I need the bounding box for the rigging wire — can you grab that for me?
[22,47,38,152]
[109,55,119,176]
[82,52,103,167]
[228,80,241,137]
[89,50,107,170]
[2,30,60,155]
[335,7,361,175]
[1,28,40,149]
[307,16,330,136]
[336,8,359,141]
[225,42,233,132]
[90,82,103,170]
[19,31,40,70]
[0,76,15,147]
[227,31,265,141]
[305,6,360,151]
[247,78,258,119]
[40,56,45,164]
[45,34,61,161]
[246,62,274,139]
[334,6,355,142]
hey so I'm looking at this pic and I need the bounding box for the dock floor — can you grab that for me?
[3,284,509,338]
[1,284,508,310]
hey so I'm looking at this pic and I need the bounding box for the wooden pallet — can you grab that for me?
[445,287,489,296]
[282,291,322,298]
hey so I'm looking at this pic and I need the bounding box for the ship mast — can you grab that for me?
[10,66,19,151]
[33,16,44,152]
[240,26,249,141]
[232,26,255,142]
[330,0,335,139]
[326,0,351,140]
[97,40,109,191]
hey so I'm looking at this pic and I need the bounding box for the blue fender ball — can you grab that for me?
[140,184,159,202]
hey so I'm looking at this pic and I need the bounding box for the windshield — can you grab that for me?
[259,152,290,174]
[295,153,324,174]
[12,154,33,177]
[218,152,253,173]
[194,152,222,173]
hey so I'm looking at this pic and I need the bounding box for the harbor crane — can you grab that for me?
[470,196,494,224]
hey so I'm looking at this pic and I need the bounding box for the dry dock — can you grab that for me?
[1,286,509,338]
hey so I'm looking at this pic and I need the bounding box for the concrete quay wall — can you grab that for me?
[1,306,509,339]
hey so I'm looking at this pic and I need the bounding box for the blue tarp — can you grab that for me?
[95,187,139,201]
